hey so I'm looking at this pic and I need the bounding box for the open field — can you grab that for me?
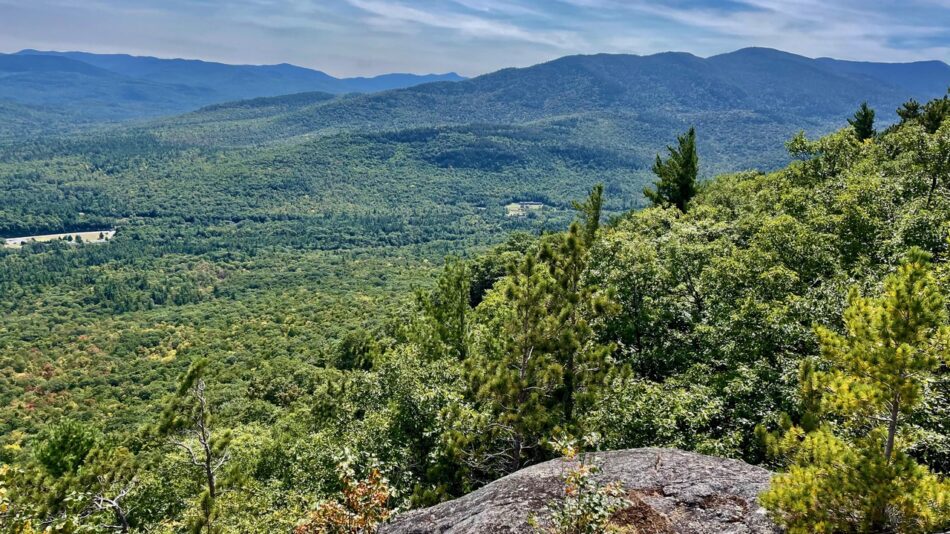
[3,229,115,248]
[506,201,544,217]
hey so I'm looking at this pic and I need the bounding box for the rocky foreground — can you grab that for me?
[382,448,778,534]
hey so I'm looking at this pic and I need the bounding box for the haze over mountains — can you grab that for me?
[0,49,465,128]
[130,47,949,176]
[1,46,948,185]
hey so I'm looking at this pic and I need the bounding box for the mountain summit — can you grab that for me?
[0,49,465,125]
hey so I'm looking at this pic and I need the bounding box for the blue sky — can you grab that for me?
[1,0,948,76]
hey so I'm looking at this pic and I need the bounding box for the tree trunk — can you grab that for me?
[205,456,216,499]
[928,174,938,208]
[115,507,129,534]
[563,353,575,423]
[510,434,522,473]
[884,392,900,462]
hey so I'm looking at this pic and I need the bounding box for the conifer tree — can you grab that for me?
[571,184,604,248]
[922,92,950,134]
[420,257,471,360]
[849,101,876,141]
[469,255,561,474]
[897,99,922,123]
[644,127,698,212]
[543,185,613,424]
[760,250,950,533]
[159,359,232,534]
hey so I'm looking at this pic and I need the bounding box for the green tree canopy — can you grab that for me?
[643,127,698,212]
[848,101,876,141]
[760,250,950,533]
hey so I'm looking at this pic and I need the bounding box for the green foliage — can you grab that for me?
[849,101,876,141]
[334,330,380,371]
[571,184,604,248]
[462,254,563,475]
[2,80,950,532]
[897,99,922,122]
[760,252,950,533]
[643,127,698,211]
[531,437,630,534]
[898,90,950,134]
[417,257,472,361]
[158,359,233,534]
[541,188,614,424]
[34,420,97,478]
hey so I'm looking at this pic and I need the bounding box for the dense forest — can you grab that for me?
[0,50,464,133]
[1,88,948,532]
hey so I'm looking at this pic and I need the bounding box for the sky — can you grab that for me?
[1,0,949,77]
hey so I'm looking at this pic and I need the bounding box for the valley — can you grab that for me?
[0,43,949,533]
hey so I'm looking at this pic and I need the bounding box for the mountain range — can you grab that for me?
[2,47,949,176]
[0,49,465,128]
[134,47,949,175]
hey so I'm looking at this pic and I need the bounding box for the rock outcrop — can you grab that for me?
[381,448,778,534]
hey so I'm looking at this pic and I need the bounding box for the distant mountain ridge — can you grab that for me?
[237,47,950,131]
[2,46,948,152]
[13,50,466,95]
[152,47,949,162]
[0,49,465,132]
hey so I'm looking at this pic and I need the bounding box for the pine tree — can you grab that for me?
[922,92,950,134]
[468,254,561,474]
[760,250,950,533]
[158,359,232,534]
[571,184,604,248]
[543,185,613,424]
[644,127,698,212]
[897,99,922,123]
[849,101,876,141]
[420,257,471,360]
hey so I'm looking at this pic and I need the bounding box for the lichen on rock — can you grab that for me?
[381,448,777,534]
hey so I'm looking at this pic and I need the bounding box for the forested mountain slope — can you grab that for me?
[1,90,948,532]
[165,48,946,138]
[139,48,950,174]
[0,50,464,130]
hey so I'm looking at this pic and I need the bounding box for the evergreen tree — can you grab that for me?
[848,101,876,141]
[468,255,561,474]
[420,257,472,360]
[158,359,232,534]
[922,92,950,134]
[334,329,378,371]
[571,184,604,248]
[760,250,950,533]
[644,127,698,212]
[34,420,97,478]
[543,186,613,424]
[897,99,922,123]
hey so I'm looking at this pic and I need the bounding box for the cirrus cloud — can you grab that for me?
[0,0,946,76]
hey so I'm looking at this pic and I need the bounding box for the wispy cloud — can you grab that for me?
[346,0,584,48]
[0,0,947,76]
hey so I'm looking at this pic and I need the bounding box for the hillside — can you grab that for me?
[0,42,949,531]
[204,48,948,134]
[2,92,948,532]
[143,48,950,173]
[0,50,464,128]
